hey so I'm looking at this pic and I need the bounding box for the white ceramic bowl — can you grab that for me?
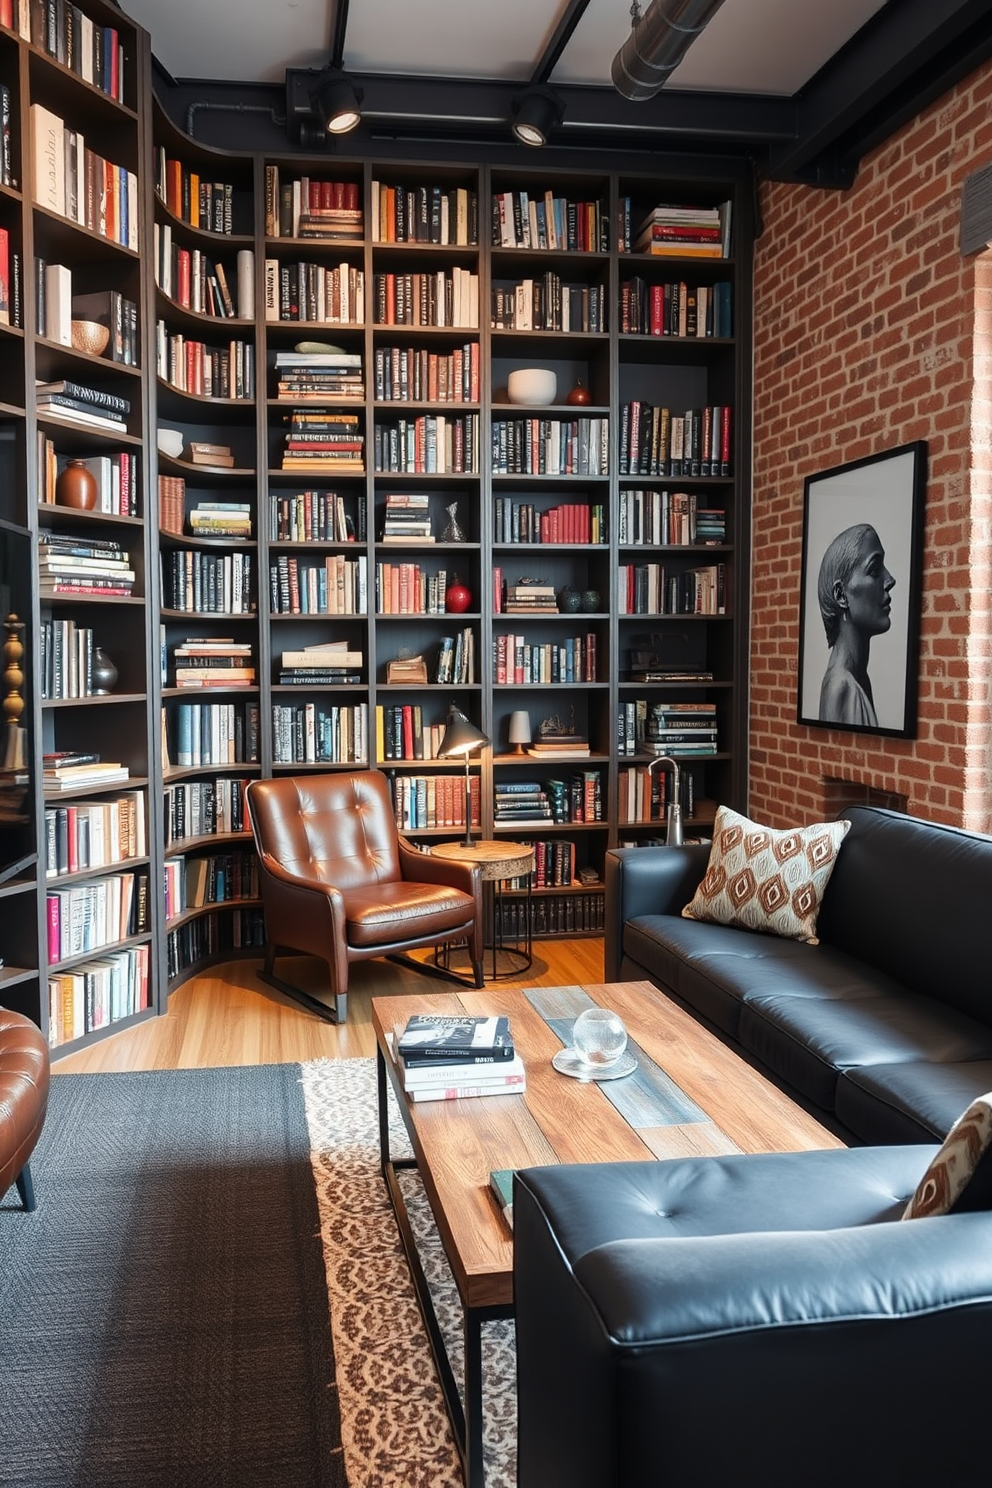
[157,428,185,459]
[507,368,557,406]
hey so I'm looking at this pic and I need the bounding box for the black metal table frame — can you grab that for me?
[376,1045,511,1488]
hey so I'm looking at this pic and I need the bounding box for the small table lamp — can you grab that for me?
[507,710,531,755]
[438,704,490,847]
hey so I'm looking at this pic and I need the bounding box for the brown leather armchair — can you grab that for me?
[0,1006,50,1211]
[246,771,485,1022]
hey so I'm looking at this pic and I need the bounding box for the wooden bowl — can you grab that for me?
[71,319,110,357]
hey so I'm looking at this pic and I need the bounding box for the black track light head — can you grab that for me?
[511,86,564,147]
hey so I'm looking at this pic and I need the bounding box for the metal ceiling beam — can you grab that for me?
[766,0,992,185]
[330,0,350,71]
[531,0,593,86]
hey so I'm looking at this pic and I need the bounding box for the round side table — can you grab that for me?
[431,839,534,980]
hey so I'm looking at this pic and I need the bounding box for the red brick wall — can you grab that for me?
[751,60,992,833]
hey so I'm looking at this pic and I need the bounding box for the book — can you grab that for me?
[397,1013,514,1062]
[489,1168,515,1229]
[405,1080,526,1103]
[400,1052,525,1090]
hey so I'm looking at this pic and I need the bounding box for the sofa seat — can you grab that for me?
[514,1148,992,1488]
[837,1059,992,1143]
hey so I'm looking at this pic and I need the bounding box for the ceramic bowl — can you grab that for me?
[71,319,110,357]
[507,368,557,406]
[157,428,185,459]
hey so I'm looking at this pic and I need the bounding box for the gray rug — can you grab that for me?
[0,1065,344,1488]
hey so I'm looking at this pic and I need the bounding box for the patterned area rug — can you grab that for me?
[300,1057,517,1488]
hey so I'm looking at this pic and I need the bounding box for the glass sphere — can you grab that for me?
[571,1007,628,1068]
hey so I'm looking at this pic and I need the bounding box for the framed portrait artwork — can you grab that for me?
[797,441,927,738]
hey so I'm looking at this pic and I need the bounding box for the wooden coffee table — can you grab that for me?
[372,980,843,1488]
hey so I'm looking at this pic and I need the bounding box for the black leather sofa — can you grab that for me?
[602,804,992,1144]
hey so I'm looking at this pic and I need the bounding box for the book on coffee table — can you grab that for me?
[400,1052,526,1098]
[397,1014,515,1063]
[489,1168,515,1230]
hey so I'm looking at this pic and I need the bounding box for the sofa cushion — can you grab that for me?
[739,991,992,1114]
[836,1061,992,1144]
[902,1093,992,1218]
[682,806,850,944]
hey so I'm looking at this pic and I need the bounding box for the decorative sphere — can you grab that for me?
[558,586,582,613]
[580,589,601,612]
[571,1008,628,1068]
[445,579,472,613]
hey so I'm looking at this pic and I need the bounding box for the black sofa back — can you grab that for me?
[817,806,992,1024]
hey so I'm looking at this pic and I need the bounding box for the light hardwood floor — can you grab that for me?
[52,938,607,1073]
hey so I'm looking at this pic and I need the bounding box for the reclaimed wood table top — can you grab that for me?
[372,979,844,1312]
[430,839,535,880]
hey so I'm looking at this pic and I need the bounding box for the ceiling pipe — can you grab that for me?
[612,0,727,102]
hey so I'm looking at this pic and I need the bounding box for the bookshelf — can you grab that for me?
[4,4,753,1044]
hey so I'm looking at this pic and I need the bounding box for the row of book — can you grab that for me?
[521,890,605,934]
[492,632,598,685]
[495,773,603,825]
[163,777,251,847]
[162,550,255,615]
[491,417,609,478]
[490,278,606,334]
[39,531,134,599]
[30,104,138,249]
[371,181,479,246]
[271,702,368,764]
[167,702,260,770]
[5,0,126,101]
[154,324,255,399]
[617,489,725,547]
[434,627,475,684]
[269,554,368,616]
[47,944,151,1049]
[376,706,447,761]
[0,224,21,327]
[264,258,365,324]
[156,150,236,233]
[46,868,149,964]
[372,269,479,329]
[618,561,728,617]
[37,271,139,365]
[388,774,481,831]
[375,563,450,614]
[373,414,479,475]
[42,444,138,515]
[44,792,146,878]
[618,401,732,478]
[492,500,607,547]
[166,910,265,982]
[373,342,480,404]
[41,617,112,699]
[154,226,251,320]
[264,169,361,240]
[618,699,715,757]
[492,190,608,254]
[269,491,361,543]
[163,851,259,921]
[619,277,732,339]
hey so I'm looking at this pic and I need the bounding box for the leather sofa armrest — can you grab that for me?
[603,845,710,981]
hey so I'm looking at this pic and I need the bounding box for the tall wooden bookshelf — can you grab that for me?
[2,0,752,1051]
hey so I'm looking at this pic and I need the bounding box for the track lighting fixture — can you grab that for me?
[314,67,364,135]
[511,86,564,147]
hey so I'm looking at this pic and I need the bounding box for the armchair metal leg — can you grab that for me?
[472,958,484,988]
[15,1162,36,1212]
[256,945,348,1024]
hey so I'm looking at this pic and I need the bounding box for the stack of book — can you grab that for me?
[382,491,433,542]
[502,580,558,613]
[645,701,718,756]
[281,408,364,472]
[634,201,732,258]
[527,730,591,760]
[187,441,235,468]
[279,641,363,684]
[173,638,255,689]
[274,350,364,401]
[39,531,135,597]
[43,752,130,792]
[188,502,252,539]
[494,780,552,824]
[395,1013,526,1103]
[36,377,129,432]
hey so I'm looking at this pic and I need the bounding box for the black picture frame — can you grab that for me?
[797,441,927,738]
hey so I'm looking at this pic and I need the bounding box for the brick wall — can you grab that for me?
[751,59,992,833]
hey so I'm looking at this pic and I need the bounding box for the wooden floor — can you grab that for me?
[52,938,607,1073]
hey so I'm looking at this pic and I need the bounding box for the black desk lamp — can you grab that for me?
[438,704,489,847]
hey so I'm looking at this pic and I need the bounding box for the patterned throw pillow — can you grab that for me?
[681,805,850,944]
[902,1094,992,1219]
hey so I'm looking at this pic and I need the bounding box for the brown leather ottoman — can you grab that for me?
[0,1007,51,1211]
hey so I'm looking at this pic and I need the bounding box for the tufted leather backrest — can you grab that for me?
[246,771,401,889]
